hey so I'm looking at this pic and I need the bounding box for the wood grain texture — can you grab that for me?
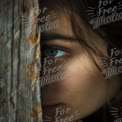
[0,0,42,122]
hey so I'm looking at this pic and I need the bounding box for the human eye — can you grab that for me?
[42,46,69,58]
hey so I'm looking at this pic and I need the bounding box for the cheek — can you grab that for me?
[60,56,106,92]
[59,56,109,107]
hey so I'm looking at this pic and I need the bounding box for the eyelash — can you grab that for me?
[42,45,70,58]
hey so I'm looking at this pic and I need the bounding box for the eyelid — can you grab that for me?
[42,45,72,53]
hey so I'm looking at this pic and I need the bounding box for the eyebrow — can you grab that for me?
[41,32,77,42]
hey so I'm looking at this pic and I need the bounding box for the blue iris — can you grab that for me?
[45,48,65,58]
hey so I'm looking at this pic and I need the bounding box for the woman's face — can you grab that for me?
[41,12,120,121]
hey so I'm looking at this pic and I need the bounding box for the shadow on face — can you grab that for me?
[40,9,121,121]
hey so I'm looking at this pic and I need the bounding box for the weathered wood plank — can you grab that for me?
[0,0,42,122]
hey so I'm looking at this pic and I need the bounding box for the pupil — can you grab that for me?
[47,48,57,57]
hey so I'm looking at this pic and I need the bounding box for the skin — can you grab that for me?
[41,12,120,121]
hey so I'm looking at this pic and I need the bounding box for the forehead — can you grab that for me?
[39,8,75,37]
